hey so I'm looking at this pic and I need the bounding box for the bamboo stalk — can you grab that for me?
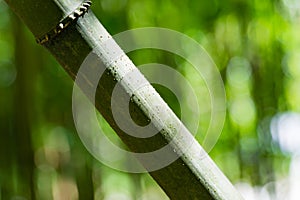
[4,0,244,199]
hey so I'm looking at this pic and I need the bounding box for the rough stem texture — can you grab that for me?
[4,0,244,199]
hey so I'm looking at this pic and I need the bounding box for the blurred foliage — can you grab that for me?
[1,0,300,199]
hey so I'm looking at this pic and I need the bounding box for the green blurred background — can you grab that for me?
[1,0,300,199]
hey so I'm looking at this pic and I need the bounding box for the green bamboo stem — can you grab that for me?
[4,0,244,199]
